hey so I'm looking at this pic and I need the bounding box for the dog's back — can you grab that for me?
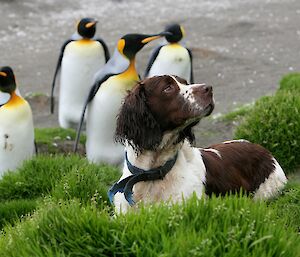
[200,140,287,200]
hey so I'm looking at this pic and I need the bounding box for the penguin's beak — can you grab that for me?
[180,26,186,37]
[85,20,98,28]
[141,32,172,44]
[159,31,173,37]
[0,72,7,77]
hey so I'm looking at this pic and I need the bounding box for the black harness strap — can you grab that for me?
[108,152,178,206]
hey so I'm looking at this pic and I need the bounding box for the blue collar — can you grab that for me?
[108,151,178,206]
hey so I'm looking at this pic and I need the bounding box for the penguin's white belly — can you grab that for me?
[59,42,105,128]
[0,103,34,177]
[148,46,191,82]
[86,77,133,165]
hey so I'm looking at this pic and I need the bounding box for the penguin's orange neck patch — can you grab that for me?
[4,92,26,108]
[169,42,181,47]
[78,38,92,44]
[118,59,139,80]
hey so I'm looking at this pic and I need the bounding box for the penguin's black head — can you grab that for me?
[118,32,171,60]
[0,66,16,93]
[77,17,97,39]
[164,23,185,43]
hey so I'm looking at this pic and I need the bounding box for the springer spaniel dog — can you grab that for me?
[109,75,287,213]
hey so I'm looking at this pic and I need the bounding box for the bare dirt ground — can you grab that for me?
[1,0,300,147]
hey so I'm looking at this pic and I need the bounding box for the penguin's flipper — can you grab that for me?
[144,45,164,78]
[0,91,11,107]
[95,38,110,63]
[73,84,96,153]
[187,48,194,84]
[73,47,131,152]
[50,39,74,114]
[73,73,114,153]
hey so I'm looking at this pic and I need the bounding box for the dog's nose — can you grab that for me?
[193,84,213,95]
[203,85,212,94]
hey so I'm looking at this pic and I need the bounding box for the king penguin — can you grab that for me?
[74,31,170,165]
[0,66,35,178]
[144,23,194,83]
[50,17,110,129]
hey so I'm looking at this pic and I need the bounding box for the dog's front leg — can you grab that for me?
[114,192,132,214]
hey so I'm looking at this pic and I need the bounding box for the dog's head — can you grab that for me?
[115,75,214,152]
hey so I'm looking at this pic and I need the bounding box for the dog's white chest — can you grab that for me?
[114,143,207,213]
[137,149,205,202]
[135,167,204,203]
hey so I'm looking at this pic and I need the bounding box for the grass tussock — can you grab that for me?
[0,154,120,229]
[279,73,300,92]
[235,73,300,173]
[269,182,300,232]
[0,194,299,257]
[0,199,37,228]
[0,155,87,201]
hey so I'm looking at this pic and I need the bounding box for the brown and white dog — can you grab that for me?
[110,75,287,213]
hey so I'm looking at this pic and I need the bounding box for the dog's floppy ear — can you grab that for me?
[115,82,162,152]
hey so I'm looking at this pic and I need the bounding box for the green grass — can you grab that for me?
[0,154,120,229]
[0,194,299,257]
[0,199,37,228]
[0,154,299,256]
[269,182,300,231]
[0,155,88,201]
[234,73,300,173]
[51,162,120,206]
[35,127,85,145]
[279,73,300,92]
[34,127,86,154]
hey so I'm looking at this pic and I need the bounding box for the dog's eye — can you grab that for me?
[163,85,174,93]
